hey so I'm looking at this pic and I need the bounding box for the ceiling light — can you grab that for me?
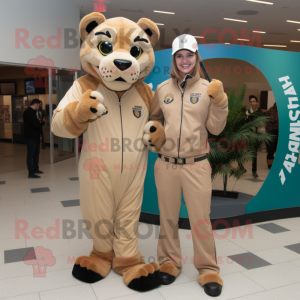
[253,30,266,33]
[154,10,175,14]
[287,20,300,24]
[264,44,287,47]
[225,43,230,44]
[291,40,300,43]
[194,36,204,38]
[155,23,164,26]
[224,18,247,23]
[246,0,273,5]
[238,38,250,41]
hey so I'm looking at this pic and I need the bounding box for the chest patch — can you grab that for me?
[164,93,174,104]
[132,106,142,118]
[190,93,201,104]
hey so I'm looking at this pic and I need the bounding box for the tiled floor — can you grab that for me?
[1,156,300,299]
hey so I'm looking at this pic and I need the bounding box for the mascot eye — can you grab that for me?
[130,46,143,59]
[98,41,113,56]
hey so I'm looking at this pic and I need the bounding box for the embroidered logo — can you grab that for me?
[132,106,142,118]
[181,39,187,43]
[190,93,201,104]
[164,93,174,104]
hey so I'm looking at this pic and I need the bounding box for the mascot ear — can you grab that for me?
[79,12,106,41]
[137,18,160,47]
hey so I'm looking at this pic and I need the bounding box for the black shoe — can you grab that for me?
[28,174,41,179]
[160,272,176,285]
[268,164,272,170]
[34,170,44,174]
[204,282,222,297]
[252,171,258,178]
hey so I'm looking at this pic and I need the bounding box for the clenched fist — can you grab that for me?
[63,89,107,136]
[207,79,227,107]
[143,121,166,152]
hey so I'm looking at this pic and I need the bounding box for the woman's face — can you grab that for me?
[250,98,258,110]
[175,50,196,75]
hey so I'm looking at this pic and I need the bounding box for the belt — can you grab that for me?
[158,154,207,165]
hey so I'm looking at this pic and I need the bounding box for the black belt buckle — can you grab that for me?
[175,157,185,165]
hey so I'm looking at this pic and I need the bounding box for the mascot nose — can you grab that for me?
[114,59,132,71]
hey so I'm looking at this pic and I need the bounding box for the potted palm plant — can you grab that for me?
[207,84,273,197]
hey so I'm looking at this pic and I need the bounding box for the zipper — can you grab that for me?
[177,82,188,158]
[117,91,127,173]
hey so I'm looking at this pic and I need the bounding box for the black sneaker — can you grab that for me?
[28,174,41,178]
[252,172,258,178]
[34,170,44,174]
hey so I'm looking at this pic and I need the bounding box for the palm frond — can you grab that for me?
[208,83,272,193]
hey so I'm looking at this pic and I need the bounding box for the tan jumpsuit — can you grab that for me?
[149,73,228,275]
[52,75,151,259]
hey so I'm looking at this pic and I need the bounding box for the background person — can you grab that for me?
[23,99,45,178]
[143,34,228,297]
[247,95,264,178]
[37,100,46,149]
[264,103,279,169]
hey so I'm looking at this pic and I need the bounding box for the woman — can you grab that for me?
[247,95,264,178]
[143,34,228,297]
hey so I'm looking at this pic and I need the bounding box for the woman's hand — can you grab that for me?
[143,121,166,152]
[207,79,227,107]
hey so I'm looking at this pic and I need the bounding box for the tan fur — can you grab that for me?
[78,13,159,91]
[150,121,166,151]
[77,74,102,93]
[198,273,223,286]
[112,252,145,275]
[62,89,103,136]
[79,12,106,41]
[74,248,114,278]
[112,253,159,286]
[137,18,160,47]
[122,262,158,286]
[207,79,228,107]
[135,82,153,112]
[62,101,88,136]
[159,262,180,277]
[77,74,152,112]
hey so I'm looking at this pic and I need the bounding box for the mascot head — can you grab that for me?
[79,13,160,92]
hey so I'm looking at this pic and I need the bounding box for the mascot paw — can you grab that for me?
[75,89,107,122]
[143,121,165,152]
[207,79,227,107]
[124,262,162,291]
[72,255,111,284]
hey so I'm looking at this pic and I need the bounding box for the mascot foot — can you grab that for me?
[159,262,180,285]
[113,253,162,291]
[72,262,103,283]
[198,273,223,297]
[125,263,162,291]
[72,247,114,284]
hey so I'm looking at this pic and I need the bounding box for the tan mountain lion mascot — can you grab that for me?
[51,12,162,291]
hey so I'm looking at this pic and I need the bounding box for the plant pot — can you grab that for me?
[212,190,239,199]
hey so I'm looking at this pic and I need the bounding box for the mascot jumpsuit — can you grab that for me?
[52,12,162,291]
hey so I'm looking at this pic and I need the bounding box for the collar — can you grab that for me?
[172,73,201,87]
[186,73,201,86]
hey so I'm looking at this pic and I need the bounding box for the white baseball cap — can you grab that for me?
[172,34,198,55]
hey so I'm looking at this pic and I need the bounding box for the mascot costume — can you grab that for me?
[51,12,162,291]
